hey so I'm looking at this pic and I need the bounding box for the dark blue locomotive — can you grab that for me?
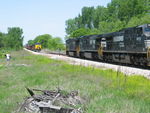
[66,24,150,66]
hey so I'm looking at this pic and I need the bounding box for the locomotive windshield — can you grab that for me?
[145,28,150,32]
[144,27,150,36]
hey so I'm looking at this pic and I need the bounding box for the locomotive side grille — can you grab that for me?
[145,40,150,48]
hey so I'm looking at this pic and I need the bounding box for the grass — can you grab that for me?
[0,50,150,113]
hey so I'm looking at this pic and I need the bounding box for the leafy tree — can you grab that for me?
[93,6,108,28]
[34,34,52,48]
[50,37,64,50]
[140,15,150,24]
[6,27,24,49]
[81,6,95,29]
[98,20,125,34]
[65,19,78,35]
[0,32,4,48]
[27,40,34,46]
[29,34,65,50]
[65,0,150,38]
[127,14,150,27]
[70,28,91,38]
[107,0,120,21]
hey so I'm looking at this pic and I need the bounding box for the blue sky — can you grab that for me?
[0,0,111,44]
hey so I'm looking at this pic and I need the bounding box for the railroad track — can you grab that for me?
[40,50,150,69]
[43,51,66,56]
[25,48,150,78]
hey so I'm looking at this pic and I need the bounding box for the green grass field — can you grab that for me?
[0,50,150,113]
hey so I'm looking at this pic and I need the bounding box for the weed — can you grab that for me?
[0,50,150,113]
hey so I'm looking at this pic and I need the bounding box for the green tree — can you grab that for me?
[27,40,34,46]
[93,6,108,28]
[0,32,4,48]
[99,20,125,34]
[65,0,149,38]
[6,27,24,49]
[81,7,95,29]
[70,28,91,38]
[65,19,78,36]
[34,34,52,48]
[127,14,150,27]
[30,34,65,50]
[50,37,64,50]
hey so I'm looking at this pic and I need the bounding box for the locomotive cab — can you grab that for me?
[143,24,150,66]
[34,43,42,52]
[143,24,150,37]
[143,24,150,48]
[66,38,79,57]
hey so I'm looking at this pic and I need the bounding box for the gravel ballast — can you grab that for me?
[24,48,150,79]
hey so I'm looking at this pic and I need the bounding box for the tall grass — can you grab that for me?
[0,50,150,113]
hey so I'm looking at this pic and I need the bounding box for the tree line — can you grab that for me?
[65,0,150,38]
[0,27,24,50]
[27,34,65,50]
[0,27,65,51]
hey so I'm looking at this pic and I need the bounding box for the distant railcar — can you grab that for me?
[26,44,34,50]
[26,43,42,52]
[66,24,150,66]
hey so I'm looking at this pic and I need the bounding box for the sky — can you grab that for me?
[0,0,111,44]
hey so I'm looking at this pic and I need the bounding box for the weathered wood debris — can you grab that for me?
[17,87,84,113]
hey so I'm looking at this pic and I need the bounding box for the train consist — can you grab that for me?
[66,24,150,66]
[26,43,42,52]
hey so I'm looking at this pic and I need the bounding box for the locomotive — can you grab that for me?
[66,24,150,66]
[26,43,42,52]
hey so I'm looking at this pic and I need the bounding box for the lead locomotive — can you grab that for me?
[66,24,150,66]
